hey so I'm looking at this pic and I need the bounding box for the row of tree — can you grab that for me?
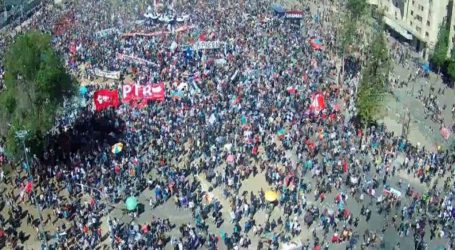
[0,31,75,159]
[338,0,391,126]
[431,23,455,81]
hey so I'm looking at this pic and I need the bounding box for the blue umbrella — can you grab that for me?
[79,86,88,96]
[422,63,430,73]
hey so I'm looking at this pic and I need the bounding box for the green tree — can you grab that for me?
[446,47,455,81]
[447,60,455,80]
[337,16,359,85]
[356,28,390,125]
[337,0,369,85]
[431,24,450,72]
[346,0,368,21]
[339,18,357,56]
[0,31,75,159]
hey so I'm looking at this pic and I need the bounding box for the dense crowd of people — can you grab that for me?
[0,0,453,249]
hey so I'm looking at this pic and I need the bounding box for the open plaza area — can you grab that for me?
[0,0,453,249]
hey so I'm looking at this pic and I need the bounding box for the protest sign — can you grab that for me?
[94,28,119,37]
[193,41,222,50]
[93,69,121,80]
[285,10,304,19]
[122,83,165,103]
[117,53,157,66]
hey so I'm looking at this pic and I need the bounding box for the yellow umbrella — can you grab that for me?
[111,142,124,154]
[264,190,279,202]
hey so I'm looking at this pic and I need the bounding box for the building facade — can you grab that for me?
[369,0,452,59]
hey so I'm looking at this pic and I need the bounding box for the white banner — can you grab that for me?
[117,53,158,66]
[95,28,119,37]
[193,41,222,50]
[285,10,304,19]
[93,69,121,80]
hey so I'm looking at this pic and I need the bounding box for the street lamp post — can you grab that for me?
[15,130,49,250]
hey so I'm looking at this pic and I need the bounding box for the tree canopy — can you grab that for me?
[346,0,368,20]
[338,17,357,55]
[338,0,368,55]
[0,31,75,159]
[356,26,391,125]
[447,59,455,80]
[431,24,450,71]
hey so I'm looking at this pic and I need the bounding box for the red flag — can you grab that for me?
[94,89,119,111]
[252,146,258,155]
[199,32,207,41]
[25,182,33,193]
[342,160,348,173]
[287,87,297,94]
[233,96,241,105]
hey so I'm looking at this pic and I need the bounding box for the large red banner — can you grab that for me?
[93,89,120,111]
[122,83,165,104]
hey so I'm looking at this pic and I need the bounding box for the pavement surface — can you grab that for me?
[4,137,451,250]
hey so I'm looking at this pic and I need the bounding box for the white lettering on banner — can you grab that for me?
[117,53,158,66]
[97,95,110,104]
[143,85,152,96]
[285,11,304,19]
[123,85,132,99]
[193,41,223,50]
[122,83,165,102]
[151,86,162,93]
[135,84,141,97]
[94,69,121,80]
[285,13,303,19]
